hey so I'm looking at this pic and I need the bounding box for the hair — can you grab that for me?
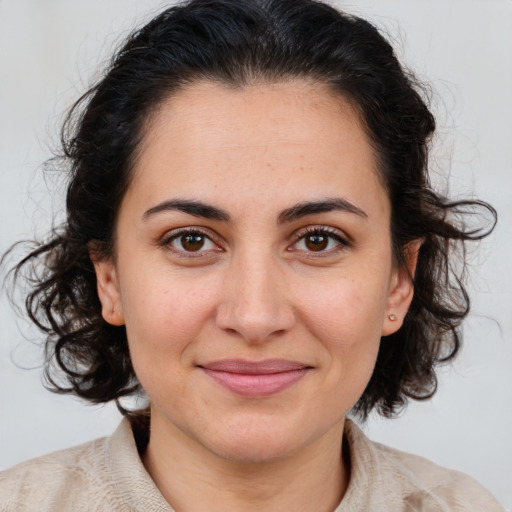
[4,0,496,419]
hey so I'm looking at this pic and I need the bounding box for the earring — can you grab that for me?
[388,314,397,321]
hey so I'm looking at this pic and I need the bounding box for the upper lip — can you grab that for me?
[199,359,311,374]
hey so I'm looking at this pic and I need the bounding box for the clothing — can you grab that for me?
[0,418,504,512]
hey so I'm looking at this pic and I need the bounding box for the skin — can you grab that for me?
[93,80,417,512]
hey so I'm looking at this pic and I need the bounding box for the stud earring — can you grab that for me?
[388,314,397,321]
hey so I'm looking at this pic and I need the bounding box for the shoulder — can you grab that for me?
[0,418,171,512]
[0,430,127,512]
[375,441,503,511]
[343,420,505,512]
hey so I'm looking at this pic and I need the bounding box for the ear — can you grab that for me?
[89,245,125,326]
[381,240,422,336]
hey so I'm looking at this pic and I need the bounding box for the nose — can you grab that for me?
[215,250,296,344]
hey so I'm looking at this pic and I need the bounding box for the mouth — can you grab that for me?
[198,359,312,397]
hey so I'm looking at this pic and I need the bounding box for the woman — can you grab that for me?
[0,0,505,510]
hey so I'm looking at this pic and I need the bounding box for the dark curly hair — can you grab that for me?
[4,0,496,419]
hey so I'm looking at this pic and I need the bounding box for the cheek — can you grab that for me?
[295,270,390,347]
[119,272,223,405]
[291,263,391,401]
[119,269,221,364]
[288,277,385,420]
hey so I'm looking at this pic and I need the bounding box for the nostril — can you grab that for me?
[214,285,296,343]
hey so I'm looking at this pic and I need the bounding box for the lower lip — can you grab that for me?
[201,368,309,397]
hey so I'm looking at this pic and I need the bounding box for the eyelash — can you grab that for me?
[160,228,222,258]
[290,226,351,256]
[160,226,350,258]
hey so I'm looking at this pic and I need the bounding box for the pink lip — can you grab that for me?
[199,359,311,397]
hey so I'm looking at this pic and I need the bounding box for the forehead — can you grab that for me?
[126,80,389,220]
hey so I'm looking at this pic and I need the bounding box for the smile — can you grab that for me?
[198,359,312,397]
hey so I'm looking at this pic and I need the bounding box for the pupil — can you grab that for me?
[182,234,204,251]
[306,234,328,251]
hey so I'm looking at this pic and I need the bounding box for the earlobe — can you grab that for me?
[381,240,422,336]
[89,248,125,326]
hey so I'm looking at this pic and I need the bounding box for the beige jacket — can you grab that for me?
[0,418,504,511]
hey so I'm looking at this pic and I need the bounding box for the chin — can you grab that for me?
[201,415,311,464]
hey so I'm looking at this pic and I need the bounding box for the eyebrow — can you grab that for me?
[143,199,231,222]
[277,198,367,224]
[142,197,367,223]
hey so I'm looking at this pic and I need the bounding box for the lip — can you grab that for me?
[198,359,312,397]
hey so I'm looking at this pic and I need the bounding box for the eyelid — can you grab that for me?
[158,224,351,259]
[289,225,351,254]
[160,226,224,257]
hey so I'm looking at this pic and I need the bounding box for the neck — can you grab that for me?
[141,412,349,512]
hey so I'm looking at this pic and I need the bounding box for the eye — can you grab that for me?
[291,227,349,255]
[163,229,220,255]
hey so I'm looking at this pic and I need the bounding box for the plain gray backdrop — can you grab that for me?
[1,1,511,508]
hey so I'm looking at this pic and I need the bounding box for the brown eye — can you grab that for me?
[166,230,217,254]
[305,234,329,251]
[181,233,205,251]
[291,228,349,255]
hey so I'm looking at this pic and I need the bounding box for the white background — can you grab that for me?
[1,1,511,508]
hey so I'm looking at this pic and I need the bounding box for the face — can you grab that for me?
[94,81,415,463]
